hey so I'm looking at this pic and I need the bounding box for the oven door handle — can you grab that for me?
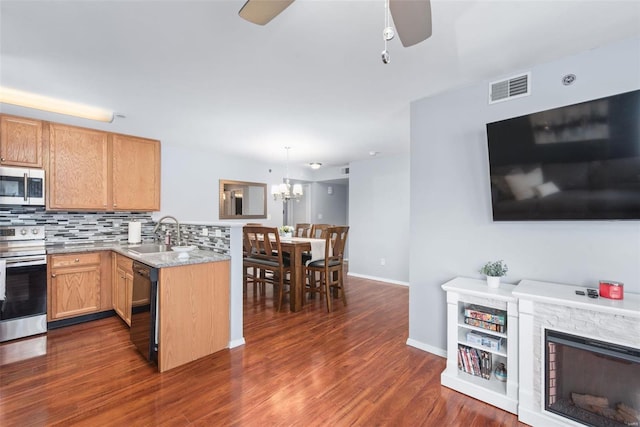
[5,256,47,267]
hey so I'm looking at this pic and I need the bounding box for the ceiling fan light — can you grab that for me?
[0,86,114,123]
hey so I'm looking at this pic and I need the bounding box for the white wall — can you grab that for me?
[409,36,640,354]
[348,154,410,284]
[310,182,348,226]
[158,144,306,225]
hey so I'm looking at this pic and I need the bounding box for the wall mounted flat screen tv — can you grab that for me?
[486,89,640,221]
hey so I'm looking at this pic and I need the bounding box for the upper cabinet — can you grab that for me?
[48,123,110,210]
[47,122,160,211]
[0,115,43,168]
[112,134,160,211]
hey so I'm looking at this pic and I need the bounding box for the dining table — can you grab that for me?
[279,237,325,312]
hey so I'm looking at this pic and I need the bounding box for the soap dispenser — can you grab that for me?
[164,230,171,246]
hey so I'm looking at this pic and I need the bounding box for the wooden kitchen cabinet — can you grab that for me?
[113,253,134,326]
[0,114,43,168]
[48,251,112,321]
[112,134,160,211]
[47,122,160,211]
[48,123,109,210]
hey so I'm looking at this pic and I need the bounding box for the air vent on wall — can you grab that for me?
[489,72,530,104]
[341,167,350,175]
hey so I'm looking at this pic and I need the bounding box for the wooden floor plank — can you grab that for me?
[0,274,526,426]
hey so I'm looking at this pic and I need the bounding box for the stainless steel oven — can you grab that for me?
[0,166,45,206]
[0,225,47,342]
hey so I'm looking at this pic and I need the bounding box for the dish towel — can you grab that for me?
[0,259,6,301]
[306,240,327,266]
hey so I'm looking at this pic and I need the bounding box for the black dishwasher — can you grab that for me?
[130,261,158,363]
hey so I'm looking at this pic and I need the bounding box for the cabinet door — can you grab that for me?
[48,123,109,210]
[0,115,43,167]
[50,264,101,320]
[113,254,133,325]
[112,134,160,211]
[114,265,132,325]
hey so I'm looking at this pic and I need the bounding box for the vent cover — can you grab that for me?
[489,72,530,104]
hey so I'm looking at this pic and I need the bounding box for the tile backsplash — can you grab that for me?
[0,207,231,254]
[157,223,231,255]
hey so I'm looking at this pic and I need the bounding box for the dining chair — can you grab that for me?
[243,226,291,311]
[242,225,263,295]
[310,223,331,239]
[295,223,312,237]
[304,226,349,312]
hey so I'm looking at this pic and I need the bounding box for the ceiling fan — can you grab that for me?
[238,0,432,61]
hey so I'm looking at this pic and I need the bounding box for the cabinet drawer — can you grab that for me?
[51,252,101,268]
[115,254,133,271]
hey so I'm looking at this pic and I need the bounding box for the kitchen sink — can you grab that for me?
[127,244,171,255]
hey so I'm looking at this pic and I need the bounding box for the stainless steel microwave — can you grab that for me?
[0,166,45,206]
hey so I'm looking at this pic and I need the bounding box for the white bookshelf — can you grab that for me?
[440,277,519,414]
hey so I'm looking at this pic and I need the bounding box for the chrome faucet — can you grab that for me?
[153,215,181,246]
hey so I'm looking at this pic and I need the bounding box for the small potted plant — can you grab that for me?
[479,260,508,289]
[279,225,294,238]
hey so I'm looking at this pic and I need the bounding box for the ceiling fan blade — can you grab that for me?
[238,0,295,25]
[389,0,432,47]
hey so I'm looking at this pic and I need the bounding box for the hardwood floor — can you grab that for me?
[0,275,526,426]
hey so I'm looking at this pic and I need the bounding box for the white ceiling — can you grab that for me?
[1,0,639,169]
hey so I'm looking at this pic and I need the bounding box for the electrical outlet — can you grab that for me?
[318,213,323,220]
[215,229,222,237]
[380,258,386,266]
[201,227,209,236]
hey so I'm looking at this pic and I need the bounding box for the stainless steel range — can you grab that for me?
[0,225,47,343]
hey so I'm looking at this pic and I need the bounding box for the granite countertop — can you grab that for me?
[46,242,230,268]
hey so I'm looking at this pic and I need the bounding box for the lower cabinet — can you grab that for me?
[48,251,112,321]
[112,253,134,326]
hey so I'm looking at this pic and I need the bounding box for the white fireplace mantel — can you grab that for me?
[513,279,640,427]
[514,279,640,320]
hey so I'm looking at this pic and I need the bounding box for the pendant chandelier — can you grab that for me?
[272,146,303,202]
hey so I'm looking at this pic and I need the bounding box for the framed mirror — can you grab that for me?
[219,180,267,220]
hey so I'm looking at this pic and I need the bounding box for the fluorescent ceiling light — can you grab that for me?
[0,87,114,123]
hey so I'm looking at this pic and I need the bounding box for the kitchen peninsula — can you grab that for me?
[47,243,230,372]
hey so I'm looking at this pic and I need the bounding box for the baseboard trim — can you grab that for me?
[347,272,409,287]
[406,338,447,358]
[229,337,246,348]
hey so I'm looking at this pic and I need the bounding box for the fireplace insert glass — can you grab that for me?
[545,330,640,427]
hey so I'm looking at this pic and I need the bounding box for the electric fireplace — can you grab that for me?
[514,279,640,427]
[545,330,640,426]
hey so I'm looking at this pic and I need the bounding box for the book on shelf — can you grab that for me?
[457,344,492,380]
[464,316,506,333]
[464,304,507,326]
